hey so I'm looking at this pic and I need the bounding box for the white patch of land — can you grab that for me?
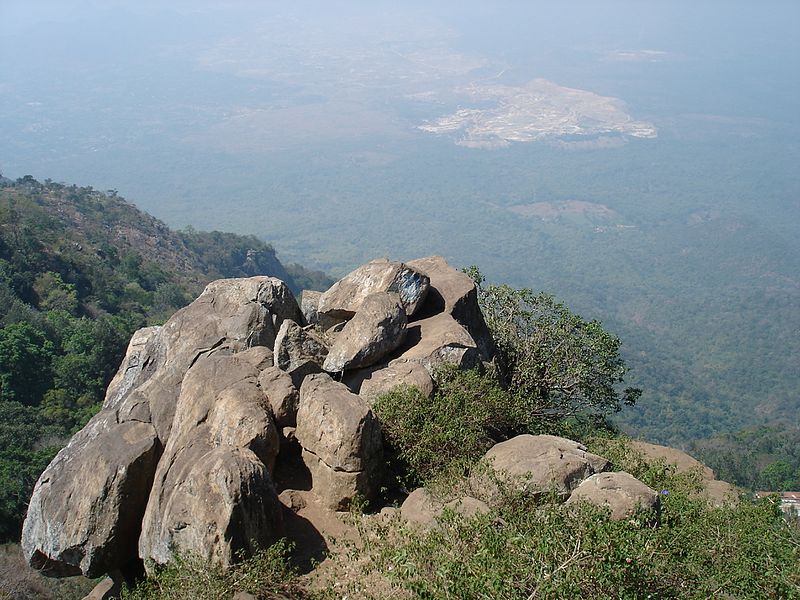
[419,79,656,148]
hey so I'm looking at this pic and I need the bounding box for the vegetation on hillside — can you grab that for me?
[690,424,800,492]
[0,175,332,542]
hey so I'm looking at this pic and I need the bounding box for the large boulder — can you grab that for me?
[474,435,610,503]
[565,472,660,522]
[22,418,160,578]
[344,360,434,404]
[139,350,282,569]
[295,374,383,509]
[317,259,430,319]
[390,312,481,373]
[273,319,329,387]
[406,256,494,360]
[22,277,299,578]
[323,292,407,373]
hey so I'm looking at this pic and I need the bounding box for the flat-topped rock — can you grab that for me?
[390,312,481,373]
[344,360,434,404]
[318,259,429,319]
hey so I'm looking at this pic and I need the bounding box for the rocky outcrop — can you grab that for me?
[565,472,660,521]
[323,292,407,373]
[22,277,299,578]
[406,256,495,360]
[391,312,481,372]
[22,418,160,578]
[295,374,383,509]
[317,259,429,319]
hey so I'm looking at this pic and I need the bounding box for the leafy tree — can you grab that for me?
[0,322,54,404]
[466,267,640,423]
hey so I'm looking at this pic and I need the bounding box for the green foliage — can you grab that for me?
[690,424,800,491]
[374,367,517,487]
[122,541,306,600]
[343,441,799,600]
[471,268,640,423]
[0,322,54,404]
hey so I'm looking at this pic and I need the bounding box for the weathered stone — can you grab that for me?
[566,471,660,522]
[400,488,440,527]
[235,345,275,371]
[344,360,434,404]
[82,576,121,600]
[475,435,610,503]
[406,256,495,360]
[22,418,159,578]
[300,290,321,325]
[390,312,481,373]
[400,489,490,528]
[301,289,342,330]
[296,373,383,509]
[258,366,299,427]
[22,277,298,578]
[318,259,429,319]
[629,440,738,506]
[323,292,407,373]
[443,496,491,519]
[629,441,715,480]
[273,320,328,387]
[139,351,282,570]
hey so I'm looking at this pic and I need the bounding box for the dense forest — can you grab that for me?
[690,424,800,492]
[0,176,332,541]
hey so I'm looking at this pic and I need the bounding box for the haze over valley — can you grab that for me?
[2,0,799,445]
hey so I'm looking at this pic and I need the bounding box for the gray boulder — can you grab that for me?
[474,434,610,503]
[273,319,329,387]
[406,256,495,360]
[317,259,429,319]
[22,418,159,578]
[390,312,481,373]
[295,373,383,509]
[323,292,407,373]
[344,360,434,404]
[139,350,282,570]
[566,471,660,522]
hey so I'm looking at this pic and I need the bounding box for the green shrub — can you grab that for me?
[466,267,641,422]
[345,442,800,600]
[373,366,520,487]
[122,541,306,600]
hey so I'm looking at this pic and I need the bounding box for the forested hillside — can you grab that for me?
[0,175,332,541]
